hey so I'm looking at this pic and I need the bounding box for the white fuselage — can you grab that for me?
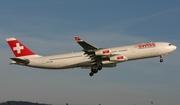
[17,42,176,69]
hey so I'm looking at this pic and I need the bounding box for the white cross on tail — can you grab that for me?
[13,43,24,54]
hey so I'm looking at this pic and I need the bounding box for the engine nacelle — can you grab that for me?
[95,49,111,56]
[110,55,128,62]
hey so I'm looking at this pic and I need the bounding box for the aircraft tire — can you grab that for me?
[89,72,94,76]
[98,66,102,70]
[160,59,163,62]
[91,68,98,73]
[93,69,98,73]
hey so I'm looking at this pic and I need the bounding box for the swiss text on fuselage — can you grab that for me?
[137,43,156,49]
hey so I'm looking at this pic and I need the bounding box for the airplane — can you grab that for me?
[6,36,177,76]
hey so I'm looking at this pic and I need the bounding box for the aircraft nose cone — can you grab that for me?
[172,45,177,51]
[174,45,177,50]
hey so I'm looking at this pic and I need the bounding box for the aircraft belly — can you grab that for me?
[27,53,88,69]
[57,55,87,69]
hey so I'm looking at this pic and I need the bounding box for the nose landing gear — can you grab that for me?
[89,72,94,76]
[160,59,163,62]
[160,55,163,62]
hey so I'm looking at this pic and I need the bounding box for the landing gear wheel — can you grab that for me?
[91,65,97,69]
[93,69,98,73]
[97,66,102,70]
[91,68,98,73]
[90,64,102,76]
[160,59,163,62]
[160,55,163,63]
[89,72,94,76]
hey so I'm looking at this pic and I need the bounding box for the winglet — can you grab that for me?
[75,36,83,42]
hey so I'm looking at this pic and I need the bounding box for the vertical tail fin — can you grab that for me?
[6,38,40,58]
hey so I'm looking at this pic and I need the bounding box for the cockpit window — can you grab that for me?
[169,43,172,46]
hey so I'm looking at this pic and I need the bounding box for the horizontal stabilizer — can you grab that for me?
[10,58,30,65]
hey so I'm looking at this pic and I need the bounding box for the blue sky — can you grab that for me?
[0,0,180,105]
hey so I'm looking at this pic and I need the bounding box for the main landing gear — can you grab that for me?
[160,55,163,63]
[89,64,102,77]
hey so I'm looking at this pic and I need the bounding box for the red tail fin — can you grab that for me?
[6,38,36,57]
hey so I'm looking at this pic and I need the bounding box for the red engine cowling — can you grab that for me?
[110,55,127,62]
[95,49,111,56]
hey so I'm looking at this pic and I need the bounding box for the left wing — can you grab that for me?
[74,36,128,76]
[75,36,99,52]
[75,36,109,65]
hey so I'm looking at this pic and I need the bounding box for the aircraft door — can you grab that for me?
[158,43,165,54]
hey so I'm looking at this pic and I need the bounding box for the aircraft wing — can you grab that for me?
[75,36,105,65]
[75,36,99,52]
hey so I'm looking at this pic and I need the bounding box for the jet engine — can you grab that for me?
[95,49,111,56]
[109,55,128,62]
